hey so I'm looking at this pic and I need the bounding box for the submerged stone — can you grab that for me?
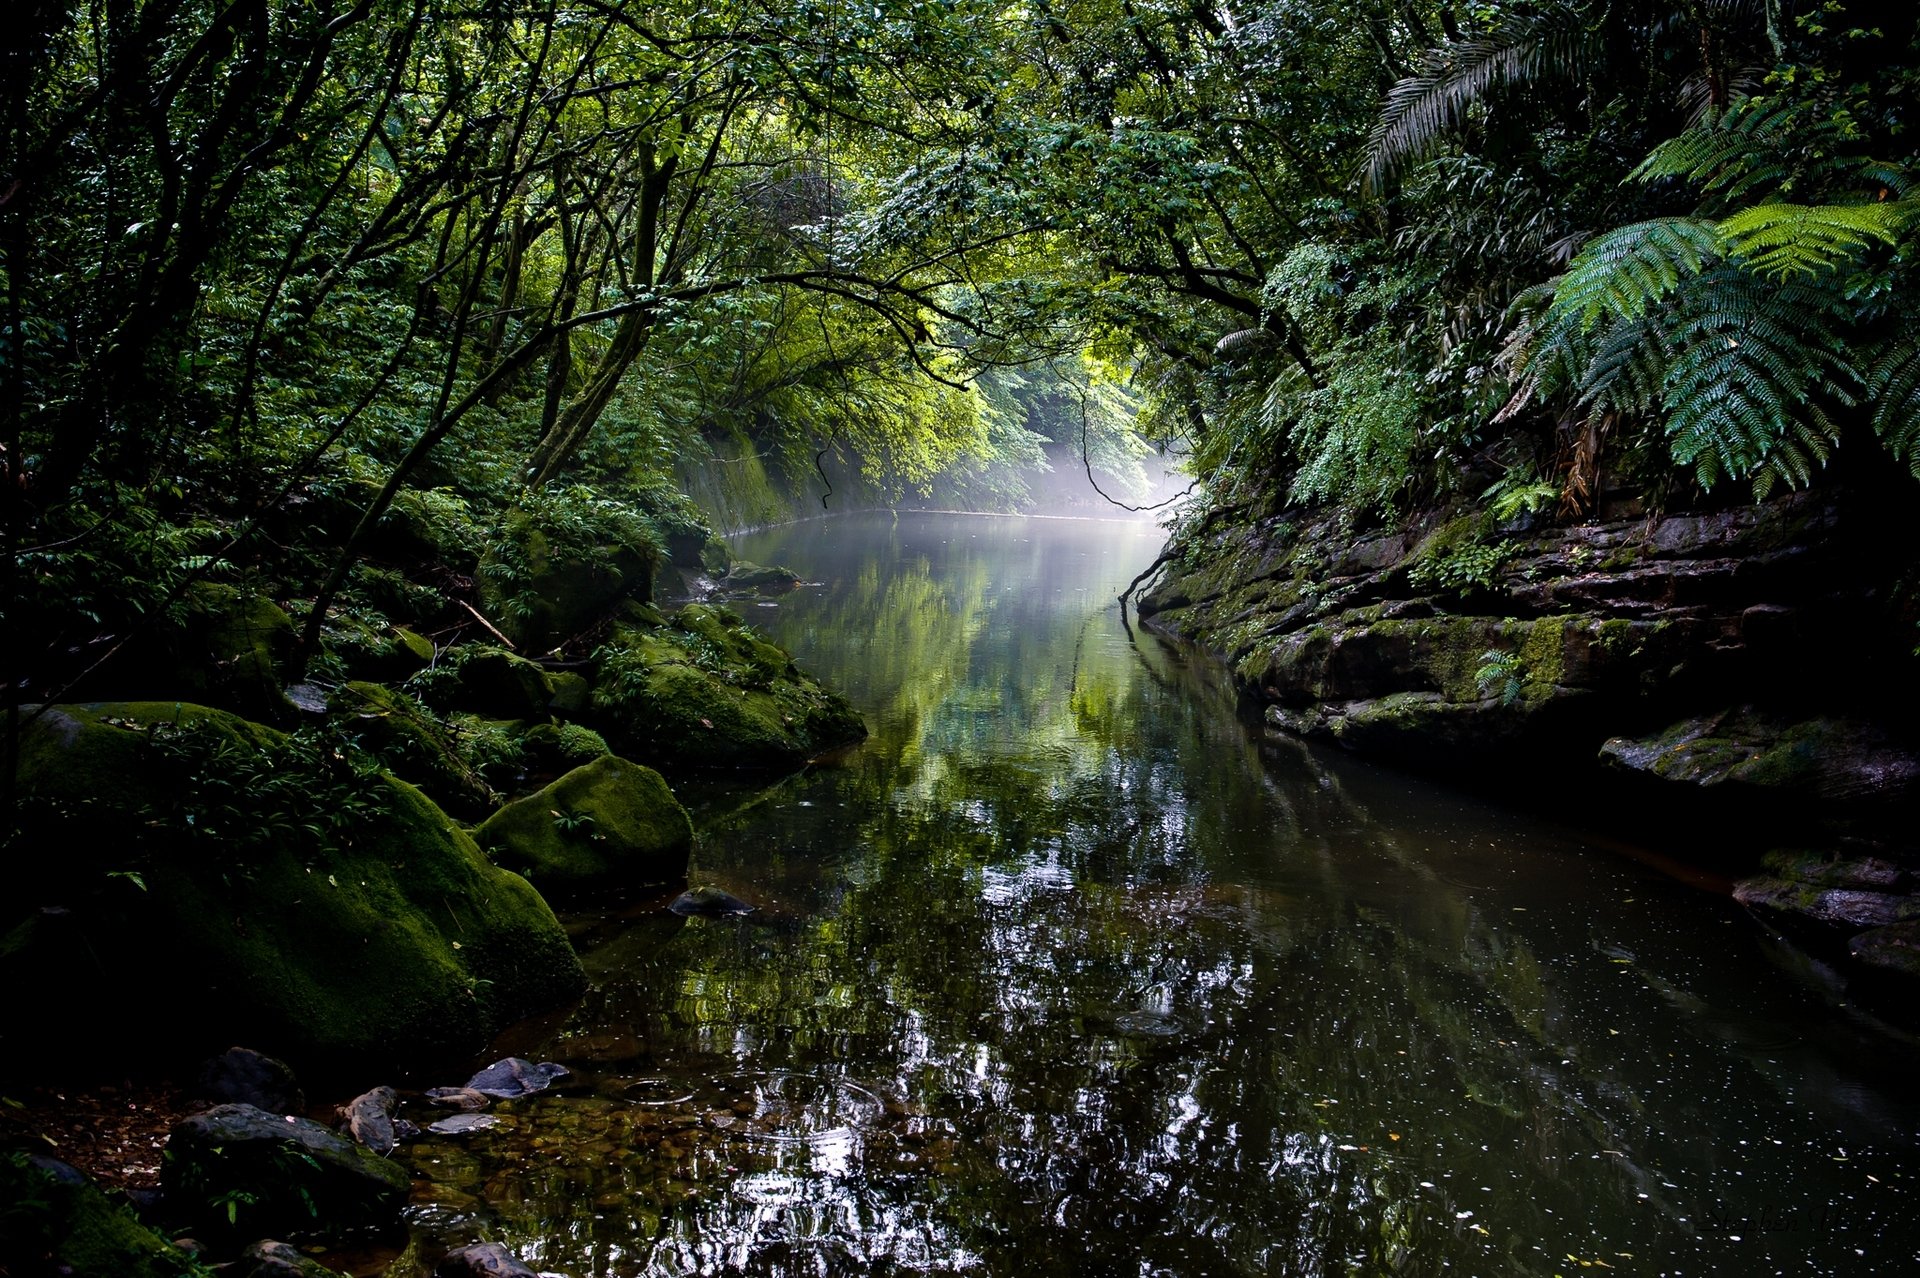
[427,1113,502,1136]
[669,886,756,918]
[466,1057,569,1098]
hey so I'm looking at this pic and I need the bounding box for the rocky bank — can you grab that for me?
[1137,487,1920,1006]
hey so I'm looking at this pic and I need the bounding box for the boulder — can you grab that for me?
[239,1239,353,1278]
[164,1104,407,1239]
[716,561,800,595]
[436,1242,539,1278]
[326,681,495,819]
[587,606,866,772]
[0,1156,199,1278]
[2,702,585,1074]
[418,647,556,721]
[195,1047,305,1114]
[341,1085,401,1154]
[478,501,660,652]
[474,756,693,893]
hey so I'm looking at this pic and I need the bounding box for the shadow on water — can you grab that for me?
[392,511,1920,1278]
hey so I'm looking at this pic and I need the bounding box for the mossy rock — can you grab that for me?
[718,561,800,594]
[587,607,866,772]
[101,582,297,722]
[2,702,585,1076]
[326,681,495,819]
[164,1103,408,1240]
[475,756,693,893]
[478,502,660,652]
[520,721,610,774]
[321,617,436,682]
[413,646,555,720]
[0,1155,202,1278]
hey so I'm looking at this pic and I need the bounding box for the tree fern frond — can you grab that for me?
[1717,201,1914,278]
[1577,313,1667,415]
[1364,2,1596,193]
[1631,98,1806,201]
[1547,218,1719,329]
[1867,333,1920,476]
[1659,267,1855,492]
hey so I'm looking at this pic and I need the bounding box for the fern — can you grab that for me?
[1660,268,1854,495]
[1867,333,1920,477]
[1364,2,1597,192]
[1547,219,1719,329]
[1716,200,1914,279]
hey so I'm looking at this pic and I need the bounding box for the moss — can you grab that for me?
[1518,616,1567,702]
[477,494,662,651]
[521,721,611,773]
[326,681,495,818]
[475,756,693,893]
[3,702,584,1075]
[588,611,866,772]
[412,645,554,719]
[548,670,591,716]
[0,1155,201,1278]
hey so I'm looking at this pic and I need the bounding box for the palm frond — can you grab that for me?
[1717,200,1914,278]
[1363,2,1596,193]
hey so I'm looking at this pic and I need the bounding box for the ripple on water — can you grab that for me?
[710,1071,887,1145]
[1113,1011,1185,1039]
[619,1077,699,1107]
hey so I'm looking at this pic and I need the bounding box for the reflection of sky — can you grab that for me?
[413,512,1920,1278]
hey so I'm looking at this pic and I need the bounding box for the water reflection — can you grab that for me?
[393,512,1920,1277]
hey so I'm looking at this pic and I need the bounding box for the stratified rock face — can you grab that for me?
[2,702,585,1074]
[587,604,866,771]
[1138,491,1920,809]
[475,756,693,893]
[163,1104,408,1239]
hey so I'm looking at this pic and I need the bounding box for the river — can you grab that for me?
[397,510,1920,1277]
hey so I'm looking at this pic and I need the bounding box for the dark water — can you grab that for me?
[397,511,1920,1277]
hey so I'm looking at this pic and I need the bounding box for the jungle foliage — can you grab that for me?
[2,0,1916,711]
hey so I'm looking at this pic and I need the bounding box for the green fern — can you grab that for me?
[1364,2,1596,192]
[1716,201,1913,279]
[1867,334,1920,477]
[1548,219,1719,329]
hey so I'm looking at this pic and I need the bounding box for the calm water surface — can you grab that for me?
[397,511,1920,1277]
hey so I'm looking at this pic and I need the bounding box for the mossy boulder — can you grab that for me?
[321,616,435,682]
[717,561,800,595]
[2,702,585,1076]
[520,721,609,775]
[326,681,495,818]
[163,1104,407,1240]
[477,499,661,652]
[587,605,865,772]
[475,756,693,893]
[0,1155,201,1278]
[413,646,555,720]
[102,582,297,722]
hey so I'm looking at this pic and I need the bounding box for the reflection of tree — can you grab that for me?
[404,513,1920,1278]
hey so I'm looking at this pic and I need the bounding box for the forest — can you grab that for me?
[5,1,1920,1276]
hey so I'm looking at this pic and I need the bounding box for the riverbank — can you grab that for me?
[1135,485,1920,1008]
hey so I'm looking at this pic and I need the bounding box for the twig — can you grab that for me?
[454,599,516,649]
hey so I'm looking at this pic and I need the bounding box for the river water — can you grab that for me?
[398,511,1919,1277]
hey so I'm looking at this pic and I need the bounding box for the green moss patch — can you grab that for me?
[475,756,693,893]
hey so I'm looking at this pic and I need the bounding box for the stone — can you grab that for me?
[432,647,557,720]
[465,1057,569,1098]
[436,1242,539,1278]
[474,756,693,893]
[195,1046,305,1114]
[1850,922,1920,982]
[718,561,800,594]
[342,1085,401,1154]
[0,1155,199,1278]
[669,887,756,917]
[587,606,866,772]
[326,681,495,819]
[426,1113,500,1136]
[239,1239,353,1278]
[425,1086,491,1111]
[163,1103,408,1239]
[3,701,585,1075]
[478,502,661,652]
[1601,708,1920,808]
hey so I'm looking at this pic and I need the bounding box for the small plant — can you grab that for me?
[1410,539,1509,593]
[551,807,596,836]
[1475,650,1525,706]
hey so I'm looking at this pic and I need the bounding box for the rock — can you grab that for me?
[95,582,297,723]
[341,1085,400,1154]
[465,1057,569,1098]
[426,1113,500,1135]
[239,1239,352,1278]
[425,1086,491,1111]
[425,646,557,720]
[474,756,693,893]
[717,561,800,595]
[0,1155,199,1278]
[1733,878,1911,930]
[587,605,866,772]
[163,1103,408,1239]
[518,720,610,774]
[669,886,756,918]
[1,701,585,1074]
[478,500,661,652]
[326,681,495,819]
[436,1242,539,1278]
[1850,922,1920,981]
[195,1046,305,1114]
[1601,708,1920,808]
